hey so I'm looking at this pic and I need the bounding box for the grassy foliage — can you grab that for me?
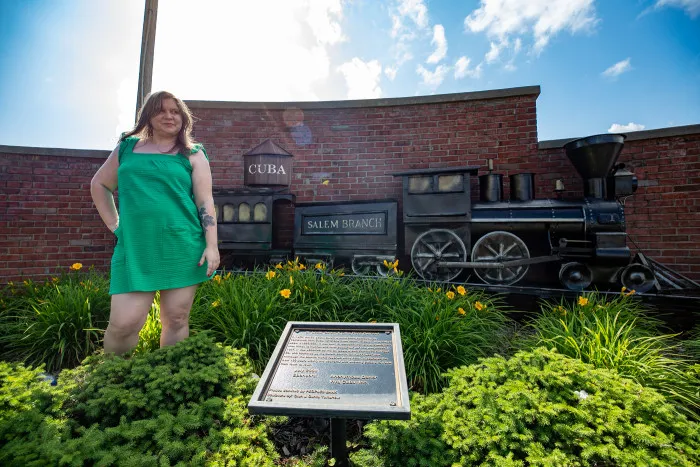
[516,291,700,420]
[0,265,110,373]
[191,261,512,392]
[352,347,700,466]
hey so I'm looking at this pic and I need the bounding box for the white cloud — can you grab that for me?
[338,58,383,99]
[602,58,632,78]
[397,0,429,29]
[416,64,449,88]
[454,56,483,79]
[151,0,347,102]
[306,0,347,45]
[384,66,398,81]
[427,24,448,64]
[485,40,504,63]
[386,0,431,78]
[464,0,599,61]
[608,122,645,133]
[655,0,700,18]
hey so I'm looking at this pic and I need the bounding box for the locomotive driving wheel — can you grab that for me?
[410,229,467,282]
[351,256,373,276]
[471,231,530,286]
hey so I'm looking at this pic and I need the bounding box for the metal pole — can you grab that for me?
[136,0,158,119]
[330,418,348,466]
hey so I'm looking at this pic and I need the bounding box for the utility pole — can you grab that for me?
[136,0,158,120]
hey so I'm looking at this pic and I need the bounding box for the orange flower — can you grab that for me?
[70,263,83,270]
[578,296,589,306]
[280,289,291,299]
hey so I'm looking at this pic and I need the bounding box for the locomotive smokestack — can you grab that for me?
[563,134,626,199]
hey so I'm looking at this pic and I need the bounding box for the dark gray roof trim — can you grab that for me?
[0,145,111,159]
[185,86,541,110]
[539,124,700,150]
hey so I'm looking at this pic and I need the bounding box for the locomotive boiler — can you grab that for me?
[213,134,695,295]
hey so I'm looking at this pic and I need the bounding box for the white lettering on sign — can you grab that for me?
[307,219,339,230]
[248,164,287,175]
[304,214,386,234]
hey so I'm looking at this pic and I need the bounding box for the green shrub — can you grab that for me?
[517,291,700,420]
[0,267,111,373]
[0,332,280,466]
[133,292,163,355]
[353,347,700,466]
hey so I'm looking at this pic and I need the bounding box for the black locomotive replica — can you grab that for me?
[213,134,699,296]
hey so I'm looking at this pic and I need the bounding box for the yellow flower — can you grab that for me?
[456,286,466,295]
[225,272,231,279]
[280,289,291,299]
[51,277,59,283]
[213,275,222,283]
[70,263,82,270]
[446,291,455,300]
[289,275,294,285]
[275,263,283,269]
[458,307,466,315]
[322,180,329,185]
[370,320,377,323]
[266,270,276,280]
[578,296,589,306]
[299,264,306,270]
[475,301,486,311]
[212,300,221,307]
[315,262,325,270]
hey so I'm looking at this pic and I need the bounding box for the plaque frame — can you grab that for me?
[248,321,411,420]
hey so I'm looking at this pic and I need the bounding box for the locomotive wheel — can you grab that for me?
[410,229,467,282]
[351,257,373,276]
[559,262,593,291]
[471,231,530,286]
[620,264,656,293]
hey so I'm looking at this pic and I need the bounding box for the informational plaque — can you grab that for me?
[248,322,410,420]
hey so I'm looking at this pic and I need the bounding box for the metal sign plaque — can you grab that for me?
[248,322,410,420]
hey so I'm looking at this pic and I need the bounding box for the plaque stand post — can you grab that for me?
[330,417,347,466]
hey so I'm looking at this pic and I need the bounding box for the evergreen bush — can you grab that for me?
[352,347,700,466]
[0,332,280,466]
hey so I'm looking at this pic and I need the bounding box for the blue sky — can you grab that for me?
[0,0,698,150]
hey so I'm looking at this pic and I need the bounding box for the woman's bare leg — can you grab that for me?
[159,284,198,347]
[103,291,155,355]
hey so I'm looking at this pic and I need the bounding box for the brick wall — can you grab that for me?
[1,85,698,283]
[0,148,115,283]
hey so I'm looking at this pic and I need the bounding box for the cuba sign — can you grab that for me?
[243,154,293,187]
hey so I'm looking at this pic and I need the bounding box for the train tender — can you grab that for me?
[213,135,700,295]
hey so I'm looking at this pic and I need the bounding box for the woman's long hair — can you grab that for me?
[119,90,196,155]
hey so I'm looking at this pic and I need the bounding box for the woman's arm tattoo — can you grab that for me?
[198,206,216,233]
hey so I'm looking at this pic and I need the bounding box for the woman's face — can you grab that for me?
[150,98,183,137]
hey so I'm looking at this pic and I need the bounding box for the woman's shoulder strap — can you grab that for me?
[118,134,139,163]
[189,142,209,161]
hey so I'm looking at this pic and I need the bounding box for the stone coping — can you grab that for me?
[184,85,541,110]
[539,124,700,150]
[0,145,111,159]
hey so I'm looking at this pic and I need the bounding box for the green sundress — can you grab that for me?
[109,136,213,295]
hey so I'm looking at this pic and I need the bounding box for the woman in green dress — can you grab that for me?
[90,90,219,355]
